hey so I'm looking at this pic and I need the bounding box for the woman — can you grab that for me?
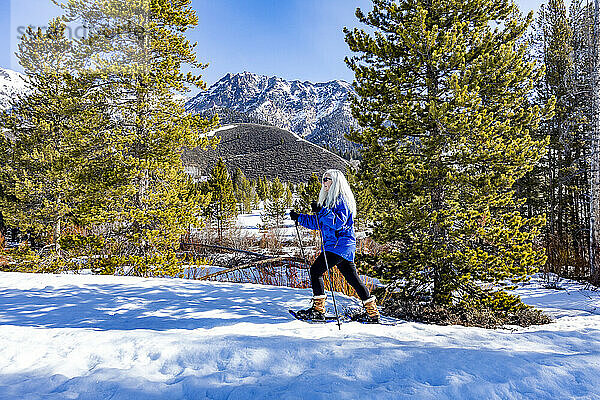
[290,169,379,322]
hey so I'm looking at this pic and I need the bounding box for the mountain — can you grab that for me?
[182,123,350,184]
[0,68,29,111]
[196,105,275,127]
[185,72,360,155]
[0,68,360,157]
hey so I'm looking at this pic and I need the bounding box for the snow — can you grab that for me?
[0,68,28,92]
[0,68,29,111]
[0,272,599,399]
[206,124,237,137]
[236,210,263,232]
[236,208,315,243]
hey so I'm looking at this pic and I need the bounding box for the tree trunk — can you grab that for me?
[590,0,600,280]
[425,34,450,304]
[54,218,61,254]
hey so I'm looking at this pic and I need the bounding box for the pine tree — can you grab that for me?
[256,176,270,202]
[0,20,112,256]
[344,0,553,306]
[569,0,599,280]
[524,0,591,277]
[517,0,599,280]
[246,179,260,212]
[232,168,245,195]
[204,159,237,243]
[296,173,321,213]
[264,177,286,229]
[241,180,253,214]
[52,0,219,266]
[232,167,255,213]
[294,183,306,210]
[283,183,293,209]
[347,168,375,232]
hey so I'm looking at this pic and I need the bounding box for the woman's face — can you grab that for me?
[322,174,333,192]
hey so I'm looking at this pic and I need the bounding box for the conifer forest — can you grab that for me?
[1,0,600,325]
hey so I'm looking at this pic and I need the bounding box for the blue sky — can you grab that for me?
[0,0,546,87]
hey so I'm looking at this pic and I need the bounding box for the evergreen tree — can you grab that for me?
[241,181,256,214]
[569,0,597,278]
[283,183,293,209]
[232,167,256,213]
[294,183,306,210]
[296,173,321,213]
[232,168,245,194]
[245,179,259,212]
[344,0,553,306]
[256,176,270,202]
[232,167,244,213]
[204,159,237,243]
[53,0,219,267]
[0,20,111,255]
[524,0,591,277]
[264,177,286,229]
[516,0,599,280]
[347,168,375,232]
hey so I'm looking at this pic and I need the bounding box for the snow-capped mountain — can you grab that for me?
[186,72,360,154]
[0,68,29,110]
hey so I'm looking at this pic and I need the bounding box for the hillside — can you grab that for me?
[182,123,350,183]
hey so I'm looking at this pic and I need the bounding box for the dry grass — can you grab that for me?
[258,229,284,255]
[198,262,312,289]
[182,264,213,280]
[304,240,376,300]
[545,234,589,279]
[0,232,6,267]
[323,267,375,300]
[181,225,375,297]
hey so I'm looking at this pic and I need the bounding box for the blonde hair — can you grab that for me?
[318,169,357,216]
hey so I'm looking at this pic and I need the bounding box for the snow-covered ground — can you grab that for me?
[236,208,300,241]
[0,272,599,399]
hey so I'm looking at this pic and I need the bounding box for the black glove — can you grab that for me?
[311,202,322,214]
[290,210,299,222]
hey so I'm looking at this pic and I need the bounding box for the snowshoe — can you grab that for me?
[290,307,326,321]
[289,309,344,324]
[290,295,330,322]
[347,310,380,324]
[343,308,400,326]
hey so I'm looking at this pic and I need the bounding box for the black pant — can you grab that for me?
[310,251,371,301]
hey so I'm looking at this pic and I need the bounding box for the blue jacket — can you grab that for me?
[297,196,356,261]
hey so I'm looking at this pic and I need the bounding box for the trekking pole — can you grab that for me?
[294,221,309,267]
[315,212,342,330]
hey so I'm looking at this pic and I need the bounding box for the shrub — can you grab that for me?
[59,233,105,255]
[90,256,124,275]
[374,287,551,329]
[0,242,43,273]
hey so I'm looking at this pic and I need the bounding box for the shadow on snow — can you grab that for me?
[0,280,310,331]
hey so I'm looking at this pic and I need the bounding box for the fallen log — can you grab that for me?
[180,242,271,259]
